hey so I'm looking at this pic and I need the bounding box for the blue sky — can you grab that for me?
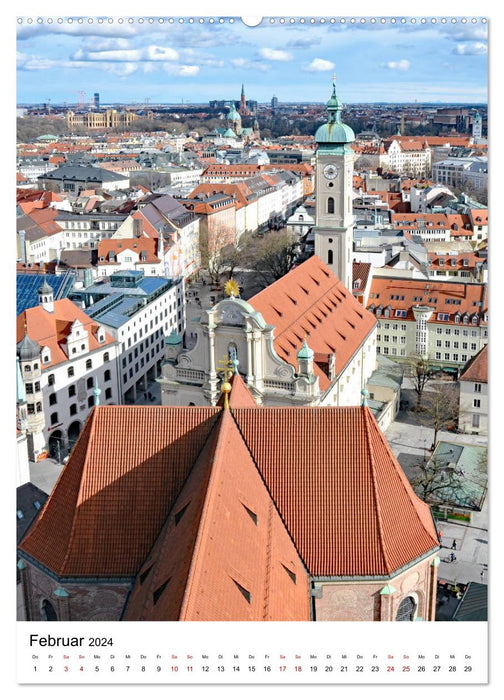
[16,15,488,105]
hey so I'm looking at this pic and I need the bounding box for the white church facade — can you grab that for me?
[159,80,378,409]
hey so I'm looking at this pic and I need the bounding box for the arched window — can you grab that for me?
[327,197,335,214]
[328,250,333,265]
[396,596,416,621]
[41,599,57,621]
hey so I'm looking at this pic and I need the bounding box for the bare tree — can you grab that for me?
[406,354,434,411]
[241,230,298,286]
[411,456,464,504]
[421,383,459,448]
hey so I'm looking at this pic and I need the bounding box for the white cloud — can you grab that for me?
[382,59,411,71]
[102,62,138,77]
[454,43,487,56]
[258,48,292,62]
[305,58,335,72]
[71,46,179,62]
[163,64,200,77]
[230,57,269,72]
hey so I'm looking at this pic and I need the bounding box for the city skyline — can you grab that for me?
[17,16,488,105]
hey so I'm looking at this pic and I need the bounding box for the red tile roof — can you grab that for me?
[16,299,117,369]
[233,406,439,577]
[459,343,488,382]
[250,256,376,389]
[216,372,258,408]
[19,403,439,618]
[125,410,309,620]
[352,262,372,292]
[367,277,487,325]
[20,406,222,577]
[97,237,160,264]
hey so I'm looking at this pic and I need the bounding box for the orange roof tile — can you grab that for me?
[98,237,160,264]
[367,277,487,324]
[250,256,376,389]
[459,343,488,382]
[125,410,309,620]
[20,406,222,577]
[17,299,117,368]
[20,403,439,600]
[233,406,439,577]
[216,372,258,408]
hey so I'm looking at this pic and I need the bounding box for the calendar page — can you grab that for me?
[13,0,492,692]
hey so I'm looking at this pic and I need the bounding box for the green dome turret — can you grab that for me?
[297,338,314,361]
[314,76,355,153]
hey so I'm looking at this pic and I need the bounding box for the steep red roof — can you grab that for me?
[250,256,376,389]
[459,343,488,383]
[125,410,309,620]
[352,262,372,293]
[19,403,439,618]
[233,406,439,577]
[17,299,117,368]
[216,371,258,408]
[20,406,221,577]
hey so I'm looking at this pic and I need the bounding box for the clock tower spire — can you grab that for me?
[313,77,355,290]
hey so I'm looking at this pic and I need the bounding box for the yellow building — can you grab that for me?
[67,109,140,130]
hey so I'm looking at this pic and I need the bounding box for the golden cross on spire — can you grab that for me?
[217,355,233,409]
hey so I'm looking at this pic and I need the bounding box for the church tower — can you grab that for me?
[313,77,355,291]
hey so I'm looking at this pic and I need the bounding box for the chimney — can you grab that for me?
[19,230,26,264]
[133,218,143,237]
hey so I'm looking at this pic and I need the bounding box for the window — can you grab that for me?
[68,366,74,378]
[105,388,112,400]
[87,377,94,389]
[327,197,335,214]
[396,596,416,622]
[474,383,482,393]
[86,359,92,370]
[104,369,111,382]
[49,393,57,405]
[472,414,480,428]
[473,399,481,408]
[50,412,58,425]
[48,374,55,386]
[103,352,110,363]
[327,249,333,265]
[70,404,77,416]
[88,396,94,408]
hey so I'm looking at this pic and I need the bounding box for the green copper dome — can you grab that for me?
[314,78,355,148]
[226,103,240,120]
[297,339,314,360]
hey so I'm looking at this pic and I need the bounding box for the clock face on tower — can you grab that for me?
[323,163,339,180]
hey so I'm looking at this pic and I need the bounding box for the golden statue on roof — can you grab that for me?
[224,278,240,298]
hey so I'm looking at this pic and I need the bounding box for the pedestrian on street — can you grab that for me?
[438,529,443,541]
[451,539,457,550]
[450,552,456,562]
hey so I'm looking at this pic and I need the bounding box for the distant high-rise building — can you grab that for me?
[271,95,279,110]
[94,92,100,110]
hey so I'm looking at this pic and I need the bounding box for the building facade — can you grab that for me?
[81,270,185,403]
[159,256,377,408]
[16,282,120,461]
